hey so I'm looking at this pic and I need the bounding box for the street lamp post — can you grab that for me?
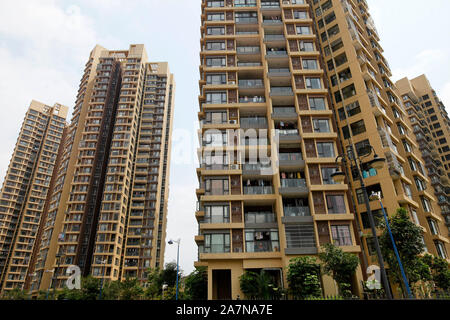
[46,253,63,300]
[168,238,181,300]
[331,145,393,299]
[370,193,413,299]
[99,259,107,300]
[52,253,63,300]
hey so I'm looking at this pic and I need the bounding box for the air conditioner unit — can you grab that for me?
[229,120,237,124]
[230,164,239,170]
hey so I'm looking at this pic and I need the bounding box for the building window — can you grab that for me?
[331,225,352,246]
[316,142,335,158]
[204,233,230,253]
[305,77,322,89]
[205,205,230,223]
[309,97,326,110]
[321,167,338,185]
[350,120,366,136]
[326,195,346,214]
[435,241,448,259]
[245,230,279,252]
[312,119,330,133]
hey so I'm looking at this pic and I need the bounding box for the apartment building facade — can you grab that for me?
[196,0,366,300]
[24,44,175,293]
[196,0,449,299]
[0,101,68,293]
[312,0,449,268]
[396,75,450,246]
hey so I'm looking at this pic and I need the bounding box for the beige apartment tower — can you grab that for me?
[196,0,365,300]
[19,44,175,293]
[196,0,449,300]
[396,75,450,241]
[0,101,68,293]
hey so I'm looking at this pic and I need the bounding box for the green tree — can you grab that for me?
[287,256,322,299]
[144,262,183,300]
[319,243,360,297]
[102,280,122,300]
[161,262,179,288]
[118,278,144,300]
[1,288,28,300]
[422,254,450,292]
[239,270,276,300]
[80,276,101,300]
[184,267,208,300]
[379,207,430,295]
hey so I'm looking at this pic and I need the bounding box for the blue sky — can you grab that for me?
[0,0,449,275]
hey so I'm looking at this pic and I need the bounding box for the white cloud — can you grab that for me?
[0,0,105,186]
[391,49,448,82]
[164,182,198,275]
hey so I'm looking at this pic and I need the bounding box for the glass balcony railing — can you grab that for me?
[238,79,264,88]
[242,163,272,171]
[277,129,299,136]
[266,50,288,56]
[244,186,273,195]
[246,240,279,253]
[268,68,290,74]
[240,117,268,128]
[279,153,303,161]
[284,206,310,217]
[235,17,258,24]
[265,35,285,41]
[271,87,293,95]
[280,179,306,188]
[261,2,280,8]
[245,212,276,224]
[239,96,265,103]
[237,46,260,54]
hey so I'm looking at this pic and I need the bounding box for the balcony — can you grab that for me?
[262,17,283,25]
[279,178,308,196]
[243,186,274,195]
[270,87,293,96]
[264,34,285,44]
[235,17,258,25]
[282,206,313,224]
[271,106,297,120]
[242,163,272,175]
[236,46,260,55]
[266,49,288,59]
[283,206,310,217]
[239,96,265,104]
[278,152,305,169]
[240,116,268,129]
[245,212,277,225]
[238,79,265,94]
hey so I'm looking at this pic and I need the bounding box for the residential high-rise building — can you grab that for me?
[196,0,365,300]
[25,44,175,293]
[195,0,449,299]
[311,0,449,272]
[0,100,68,293]
[396,75,450,244]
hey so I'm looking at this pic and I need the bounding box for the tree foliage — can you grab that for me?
[319,243,359,297]
[287,256,322,299]
[239,270,278,300]
[379,207,429,292]
[184,267,208,300]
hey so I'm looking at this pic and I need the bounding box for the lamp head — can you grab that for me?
[368,154,386,170]
[331,171,346,184]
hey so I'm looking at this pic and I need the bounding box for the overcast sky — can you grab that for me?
[0,0,449,275]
